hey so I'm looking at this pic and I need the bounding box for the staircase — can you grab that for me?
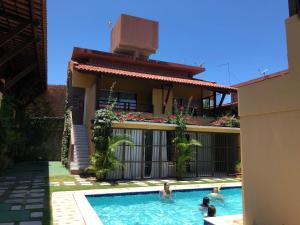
[70,125,90,173]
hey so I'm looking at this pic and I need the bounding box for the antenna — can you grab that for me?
[217,62,231,85]
[107,20,112,29]
[258,68,269,76]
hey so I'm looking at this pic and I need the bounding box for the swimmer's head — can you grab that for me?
[164,182,170,190]
[202,197,210,207]
[212,187,219,193]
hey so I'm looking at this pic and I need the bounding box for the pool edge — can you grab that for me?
[73,182,242,225]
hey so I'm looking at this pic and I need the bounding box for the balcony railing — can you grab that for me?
[97,100,153,113]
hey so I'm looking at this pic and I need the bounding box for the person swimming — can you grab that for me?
[207,186,224,203]
[199,197,210,215]
[160,182,172,200]
[207,205,216,217]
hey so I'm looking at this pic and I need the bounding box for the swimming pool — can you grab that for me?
[86,187,242,225]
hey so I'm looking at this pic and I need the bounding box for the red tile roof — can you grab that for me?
[233,69,289,88]
[73,62,237,92]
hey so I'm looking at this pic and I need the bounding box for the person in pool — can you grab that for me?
[160,182,172,200]
[199,197,210,215]
[207,205,216,217]
[207,186,224,203]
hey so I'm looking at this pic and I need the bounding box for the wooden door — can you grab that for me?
[72,87,85,125]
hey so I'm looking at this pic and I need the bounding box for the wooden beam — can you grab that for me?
[162,85,172,114]
[0,38,37,68]
[0,23,30,48]
[4,63,37,91]
[218,93,226,108]
[213,91,217,109]
[0,10,39,25]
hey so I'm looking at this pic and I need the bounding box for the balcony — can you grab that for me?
[97,99,153,113]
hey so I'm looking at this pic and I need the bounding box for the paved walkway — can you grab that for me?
[0,175,47,225]
[50,175,241,187]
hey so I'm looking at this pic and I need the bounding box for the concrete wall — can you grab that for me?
[239,15,300,225]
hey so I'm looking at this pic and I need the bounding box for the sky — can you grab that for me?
[47,0,289,86]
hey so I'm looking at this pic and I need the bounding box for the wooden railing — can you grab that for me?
[97,100,153,113]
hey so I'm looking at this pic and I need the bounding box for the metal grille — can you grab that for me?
[106,128,240,180]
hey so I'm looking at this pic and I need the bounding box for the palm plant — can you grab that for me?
[173,96,202,179]
[90,135,133,180]
[174,137,201,179]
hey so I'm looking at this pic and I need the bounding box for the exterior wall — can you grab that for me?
[239,15,300,225]
[85,83,96,154]
[71,68,97,154]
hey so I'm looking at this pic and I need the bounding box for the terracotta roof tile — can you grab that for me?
[74,63,237,92]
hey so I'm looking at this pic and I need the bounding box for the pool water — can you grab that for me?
[87,187,242,225]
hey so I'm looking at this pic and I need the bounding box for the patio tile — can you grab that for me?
[30,212,43,218]
[79,182,93,186]
[26,198,44,204]
[147,180,163,184]
[63,181,75,186]
[15,186,29,189]
[5,176,16,180]
[25,204,44,209]
[19,181,32,184]
[11,205,22,210]
[20,222,42,225]
[5,198,24,203]
[30,189,44,193]
[29,193,44,197]
[50,182,60,186]
[131,182,149,187]
[10,193,27,198]
[98,182,110,186]
[12,190,29,194]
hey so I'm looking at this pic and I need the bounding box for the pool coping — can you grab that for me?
[72,182,242,225]
[204,214,243,225]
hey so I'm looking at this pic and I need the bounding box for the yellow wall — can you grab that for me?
[239,15,300,225]
[152,88,173,115]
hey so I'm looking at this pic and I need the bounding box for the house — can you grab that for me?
[239,0,300,224]
[67,14,240,178]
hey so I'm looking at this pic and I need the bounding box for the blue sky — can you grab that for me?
[48,0,289,85]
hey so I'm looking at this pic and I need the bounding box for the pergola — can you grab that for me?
[0,0,47,107]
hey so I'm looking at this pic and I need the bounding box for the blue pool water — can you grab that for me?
[87,187,242,225]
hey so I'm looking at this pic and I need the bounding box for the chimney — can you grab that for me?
[110,14,159,59]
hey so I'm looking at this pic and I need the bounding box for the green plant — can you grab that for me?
[61,108,71,165]
[90,135,133,180]
[235,160,241,174]
[90,82,133,180]
[173,97,201,179]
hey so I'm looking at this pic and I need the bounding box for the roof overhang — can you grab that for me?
[71,47,205,77]
[0,0,47,106]
[73,62,237,93]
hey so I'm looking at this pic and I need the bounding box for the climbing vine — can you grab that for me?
[61,108,71,165]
